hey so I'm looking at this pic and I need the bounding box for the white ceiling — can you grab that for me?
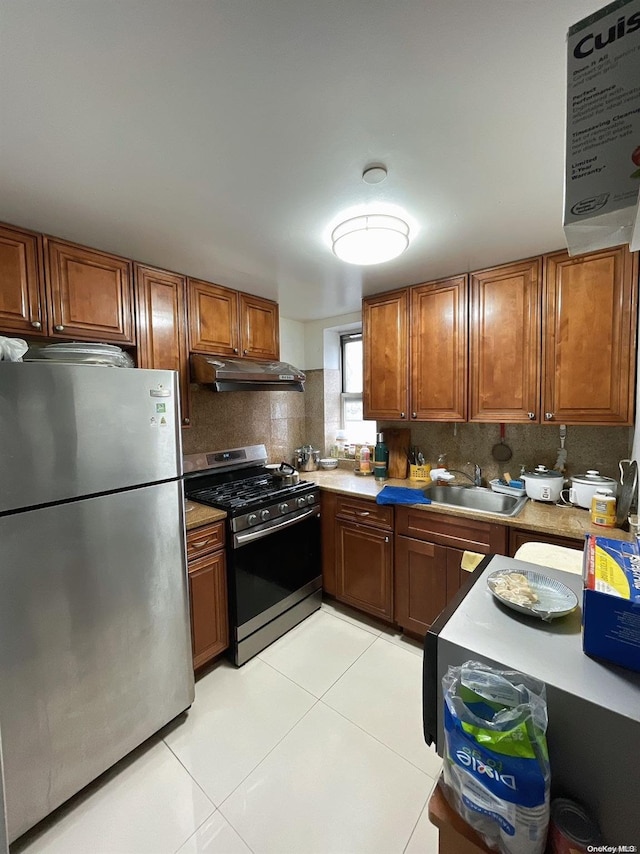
[1,0,601,322]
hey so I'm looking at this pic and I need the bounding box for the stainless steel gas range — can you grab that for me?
[184,445,322,665]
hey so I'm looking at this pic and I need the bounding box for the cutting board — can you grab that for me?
[385,428,410,479]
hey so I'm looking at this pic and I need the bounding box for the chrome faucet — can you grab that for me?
[448,463,482,487]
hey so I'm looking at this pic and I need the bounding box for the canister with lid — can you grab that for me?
[590,488,617,527]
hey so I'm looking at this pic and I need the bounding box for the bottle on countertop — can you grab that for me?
[357,444,372,475]
[374,432,389,482]
[591,488,616,527]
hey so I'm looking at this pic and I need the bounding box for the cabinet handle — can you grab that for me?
[243,349,248,355]
[400,411,405,418]
[190,537,215,550]
[384,536,389,543]
[183,417,190,425]
[31,320,42,329]
[233,347,239,354]
[527,412,535,420]
[545,412,554,421]
[356,511,370,517]
[54,324,64,332]
[412,412,417,419]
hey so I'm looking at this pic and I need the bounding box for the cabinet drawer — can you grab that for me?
[335,495,393,530]
[186,521,225,560]
[395,507,506,554]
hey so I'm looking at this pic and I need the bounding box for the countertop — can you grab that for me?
[300,469,633,542]
[185,500,227,531]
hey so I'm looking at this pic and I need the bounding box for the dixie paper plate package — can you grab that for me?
[582,534,640,672]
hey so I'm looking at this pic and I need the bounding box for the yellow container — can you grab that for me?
[591,488,617,527]
[409,463,431,482]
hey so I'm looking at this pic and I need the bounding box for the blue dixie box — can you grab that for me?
[582,534,640,673]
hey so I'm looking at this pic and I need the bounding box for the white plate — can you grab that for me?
[487,569,579,620]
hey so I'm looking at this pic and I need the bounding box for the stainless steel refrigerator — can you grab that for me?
[0,362,195,843]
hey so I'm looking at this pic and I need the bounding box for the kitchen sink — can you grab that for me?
[422,484,528,517]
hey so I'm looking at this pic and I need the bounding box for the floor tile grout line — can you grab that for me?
[216,697,322,813]
[316,695,442,780]
[401,784,435,854]
[161,737,219,815]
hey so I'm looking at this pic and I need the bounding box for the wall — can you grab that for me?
[377,421,633,483]
[182,384,306,463]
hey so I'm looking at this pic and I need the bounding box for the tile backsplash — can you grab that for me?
[378,420,633,483]
[182,384,306,464]
[182,376,633,485]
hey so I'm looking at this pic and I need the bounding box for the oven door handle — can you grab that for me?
[234,506,319,547]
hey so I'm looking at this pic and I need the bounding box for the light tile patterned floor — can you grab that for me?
[12,601,441,854]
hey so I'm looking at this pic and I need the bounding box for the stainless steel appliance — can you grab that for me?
[293,444,321,471]
[190,354,305,391]
[0,363,194,843]
[423,554,640,841]
[184,445,321,665]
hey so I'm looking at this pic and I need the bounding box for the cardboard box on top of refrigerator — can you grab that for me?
[582,533,640,672]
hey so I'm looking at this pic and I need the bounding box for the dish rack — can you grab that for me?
[489,478,526,497]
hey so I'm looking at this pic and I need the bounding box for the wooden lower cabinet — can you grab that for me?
[394,507,507,636]
[187,521,229,670]
[336,519,393,620]
[394,536,448,634]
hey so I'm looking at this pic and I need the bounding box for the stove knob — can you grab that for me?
[260,509,271,522]
[306,494,316,505]
[247,513,258,527]
[279,502,290,514]
[296,497,307,508]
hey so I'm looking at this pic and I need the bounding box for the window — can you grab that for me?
[341,333,376,444]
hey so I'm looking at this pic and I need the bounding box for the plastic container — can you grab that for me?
[590,488,616,527]
[357,444,372,475]
[489,478,527,497]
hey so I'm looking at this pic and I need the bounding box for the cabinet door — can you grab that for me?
[239,292,279,360]
[336,520,393,620]
[188,278,240,356]
[188,550,229,670]
[363,289,409,420]
[0,223,46,336]
[394,536,448,636]
[543,246,638,425]
[135,264,191,427]
[44,238,134,343]
[469,258,541,422]
[411,276,467,421]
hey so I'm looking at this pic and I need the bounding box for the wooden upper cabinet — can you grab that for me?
[188,278,239,356]
[135,264,191,427]
[0,223,47,336]
[542,245,638,425]
[239,292,279,360]
[469,258,541,422]
[363,289,409,420]
[44,238,134,343]
[411,276,468,421]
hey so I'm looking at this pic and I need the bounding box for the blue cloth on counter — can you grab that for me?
[376,486,432,505]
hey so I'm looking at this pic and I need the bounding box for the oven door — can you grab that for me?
[229,504,321,649]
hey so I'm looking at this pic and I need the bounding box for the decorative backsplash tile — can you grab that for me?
[183,375,633,484]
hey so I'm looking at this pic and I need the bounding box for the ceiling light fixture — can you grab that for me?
[331,214,410,266]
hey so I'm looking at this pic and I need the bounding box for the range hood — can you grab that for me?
[190,354,305,392]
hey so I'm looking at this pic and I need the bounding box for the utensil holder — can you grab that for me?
[409,464,431,481]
